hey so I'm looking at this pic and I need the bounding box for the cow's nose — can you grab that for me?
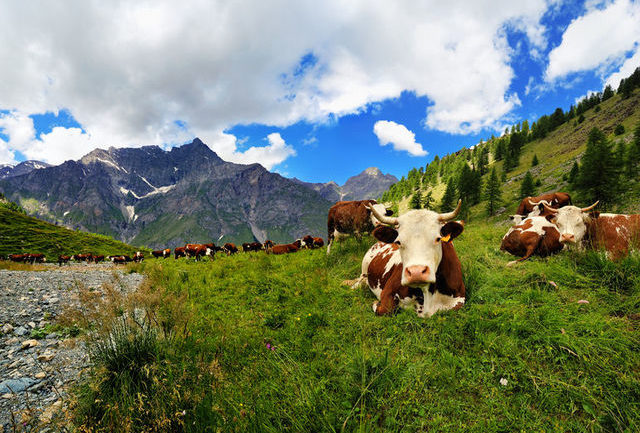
[404,265,430,284]
[561,233,575,243]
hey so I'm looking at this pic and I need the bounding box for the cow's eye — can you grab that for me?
[435,237,442,242]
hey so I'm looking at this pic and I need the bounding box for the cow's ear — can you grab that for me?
[385,209,394,216]
[440,221,464,241]
[588,211,600,219]
[538,203,545,211]
[373,225,398,243]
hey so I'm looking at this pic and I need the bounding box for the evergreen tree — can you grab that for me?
[568,161,580,186]
[519,171,536,199]
[440,178,457,212]
[627,121,640,177]
[602,84,614,101]
[531,154,539,166]
[410,192,422,209]
[576,127,619,208]
[484,167,502,216]
[501,170,507,182]
[614,124,625,135]
[423,190,434,210]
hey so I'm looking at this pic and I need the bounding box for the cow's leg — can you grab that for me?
[373,286,397,316]
[507,237,541,266]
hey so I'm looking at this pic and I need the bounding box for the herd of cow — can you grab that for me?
[3,194,638,320]
[330,194,639,319]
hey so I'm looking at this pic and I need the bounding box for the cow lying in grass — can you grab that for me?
[544,201,640,260]
[349,200,465,317]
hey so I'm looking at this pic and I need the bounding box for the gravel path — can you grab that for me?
[0,265,144,431]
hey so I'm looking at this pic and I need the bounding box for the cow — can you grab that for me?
[263,240,274,252]
[312,237,324,248]
[72,253,91,262]
[223,243,238,255]
[515,192,572,216]
[302,235,324,249]
[58,255,71,266]
[509,200,553,225]
[543,201,640,260]
[349,200,466,317]
[184,244,208,261]
[8,254,27,262]
[174,247,186,259]
[242,242,262,252]
[327,200,394,254]
[269,242,299,255]
[152,249,171,258]
[110,255,132,265]
[24,253,46,263]
[500,211,563,266]
[133,252,145,263]
[92,255,105,264]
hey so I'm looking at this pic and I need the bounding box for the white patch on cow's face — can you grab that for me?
[509,215,524,225]
[370,203,389,226]
[552,206,589,245]
[394,210,444,286]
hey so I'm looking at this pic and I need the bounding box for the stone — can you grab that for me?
[40,399,62,423]
[14,326,28,336]
[45,333,57,339]
[21,339,39,349]
[0,377,37,393]
[37,352,55,362]
[2,323,14,334]
[28,321,36,328]
[35,372,47,379]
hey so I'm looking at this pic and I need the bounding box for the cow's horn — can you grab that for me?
[366,204,398,226]
[542,202,559,213]
[581,201,599,212]
[528,199,540,206]
[438,199,462,222]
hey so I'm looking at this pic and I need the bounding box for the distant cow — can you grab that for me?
[92,255,105,264]
[516,192,572,216]
[185,244,210,261]
[302,235,324,249]
[174,247,186,259]
[24,253,46,264]
[544,201,640,260]
[242,242,262,252]
[349,200,465,317]
[270,243,299,255]
[133,252,145,263]
[223,243,238,255]
[72,253,91,262]
[500,210,564,266]
[263,240,274,252]
[327,200,394,254]
[8,254,27,262]
[312,237,324,248]
[58,255,71,266]
[110,255,132,265]
[152,248,171,259]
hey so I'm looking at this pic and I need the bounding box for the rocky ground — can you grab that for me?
[0,264,144,432]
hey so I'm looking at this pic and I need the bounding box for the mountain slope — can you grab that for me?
[383,87,640,216]
[293,167,397,202]
[0,199,140,260]
[0,160,51,180]
[0,139,332,248]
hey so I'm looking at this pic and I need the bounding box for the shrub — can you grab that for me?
[614,124,625,135]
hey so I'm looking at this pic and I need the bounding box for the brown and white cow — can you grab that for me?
[544,201,640,260]
[350,200,466,317]
[327,200,393,254]
[133,251,145,263]
[58,255,71,266]
[152,248,171,259]
[515,192,572,216]
[92,255,105,264]
[174,247,186,259]
[72,253,92,262]
[269,242,299,255]
[500,213,563,266]
[263,240,274,252]
[223,243,238,255]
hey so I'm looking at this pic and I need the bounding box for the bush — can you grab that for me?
[615,124,625,135]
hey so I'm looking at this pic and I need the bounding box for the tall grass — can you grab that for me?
[69,224,640,432]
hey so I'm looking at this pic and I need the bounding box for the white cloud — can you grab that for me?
[0,142,16,165]
[545,0,640,82]
[0,0,553,164]
[199,131,295,170]
[373,120,427,157]
[605,49,640,89]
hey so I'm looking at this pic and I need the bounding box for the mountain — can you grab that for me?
[0,138,332,248]
[293,167,397,202]
[0,160,51,180]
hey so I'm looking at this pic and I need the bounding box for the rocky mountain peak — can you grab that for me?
[363,167,382,176]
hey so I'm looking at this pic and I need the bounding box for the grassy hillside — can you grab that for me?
[388,88,640,217]
[0,202,142,260]
[64,225,640,432]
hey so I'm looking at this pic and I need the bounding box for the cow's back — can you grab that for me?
[589,214,640,259]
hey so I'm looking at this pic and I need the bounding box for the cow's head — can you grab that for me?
[509,214,525,225]
[543,201,599,244]
[368,200,464,287]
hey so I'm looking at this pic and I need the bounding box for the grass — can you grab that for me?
[0,205,143,261]
[67,221,640,432]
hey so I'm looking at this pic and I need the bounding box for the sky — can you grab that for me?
[1,0,639,184]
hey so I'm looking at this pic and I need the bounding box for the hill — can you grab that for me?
[294,167,398,202]
[382,82,640,217]
[0,138,332,248]
[0,198,141,260]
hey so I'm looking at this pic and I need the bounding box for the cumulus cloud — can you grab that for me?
[605,48,640,89]
[0,0,553,165]
[373,120,427,157]
[199,131,295,170]
[545,0,640,82]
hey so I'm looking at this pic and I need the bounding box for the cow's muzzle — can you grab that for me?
[404,265,433,285]
[560,233,575,243]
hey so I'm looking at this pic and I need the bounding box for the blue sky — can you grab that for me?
[1,1,639,184]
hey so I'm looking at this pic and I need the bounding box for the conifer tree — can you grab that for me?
[410,192,422,209]
[484,167,502,216]
[577,127,619,208]
[440,178,457,212]
[627,121,640,177]
[568,161,579,186]
[520,171,536,199]
[531,154,539,166]
[423,190,434,210]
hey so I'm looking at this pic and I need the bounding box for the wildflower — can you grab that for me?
[296,317,301,321]
[499,378,508,386]
[308,313,312,316]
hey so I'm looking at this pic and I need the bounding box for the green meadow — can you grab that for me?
[69,220,640,432]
